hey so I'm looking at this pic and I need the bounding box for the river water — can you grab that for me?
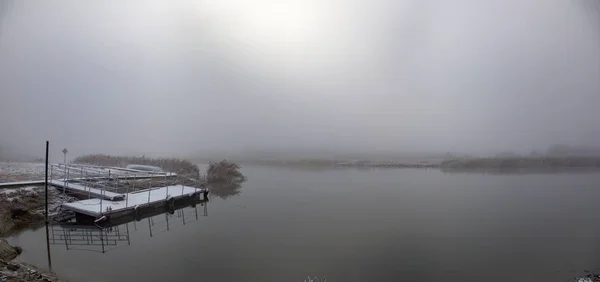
[8,166,600,282]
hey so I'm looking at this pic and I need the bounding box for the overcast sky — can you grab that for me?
[1,0,599,160]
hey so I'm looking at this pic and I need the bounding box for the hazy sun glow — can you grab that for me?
[195,0,333,70]
[239,2,322,46]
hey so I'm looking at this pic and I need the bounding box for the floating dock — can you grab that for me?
[0,163,209,224]
[62,185,209,220]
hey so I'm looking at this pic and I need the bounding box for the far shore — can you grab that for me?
[224,156,600,171]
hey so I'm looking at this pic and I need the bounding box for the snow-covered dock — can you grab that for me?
[62,185,208,218]
[49,179,124,201]
[0,163,208,222]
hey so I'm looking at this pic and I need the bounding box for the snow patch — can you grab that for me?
[0,162,45,181]
[0,186,40,195]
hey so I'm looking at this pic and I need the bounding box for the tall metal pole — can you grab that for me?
[44,141,53,271]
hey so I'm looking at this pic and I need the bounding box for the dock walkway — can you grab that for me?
[62,185,207,218]
[50,179,124,201]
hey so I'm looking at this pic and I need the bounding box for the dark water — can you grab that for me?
[8,166,600,282]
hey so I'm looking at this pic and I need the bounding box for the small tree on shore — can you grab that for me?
[206,160,245,185]
[204,160,246,199]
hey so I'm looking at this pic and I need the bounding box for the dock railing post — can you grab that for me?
[86,172,91,199]
[100,172,104,214]
[124,173,129,208]
[62,167,67,195]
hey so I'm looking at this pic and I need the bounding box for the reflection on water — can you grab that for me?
[9,166,600,282]
[50,199,209,253]
[209,183,242,199]
[50,224,131,253]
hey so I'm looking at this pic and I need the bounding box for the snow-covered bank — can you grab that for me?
[0,186,74,237]
[0,186,70,281]
[0,162,45,183]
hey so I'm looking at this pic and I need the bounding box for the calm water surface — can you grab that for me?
[8,166,600,282]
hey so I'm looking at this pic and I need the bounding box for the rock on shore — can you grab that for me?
[0,239,61,281]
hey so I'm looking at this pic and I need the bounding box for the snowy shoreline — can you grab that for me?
[0,162,72,281]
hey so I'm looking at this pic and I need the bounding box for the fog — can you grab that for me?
[1,0,599,161]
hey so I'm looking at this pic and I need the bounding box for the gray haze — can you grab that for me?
[1,0,599,161]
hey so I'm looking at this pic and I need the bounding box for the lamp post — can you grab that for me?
[62,148,68,167]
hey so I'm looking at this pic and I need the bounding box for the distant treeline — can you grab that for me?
[73,154,199,175]
[230,159,440,168]
[225,156,600,170]
[440,157,600,169]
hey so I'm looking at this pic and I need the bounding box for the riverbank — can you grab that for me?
[0,162,72,282]
[0,186,74,238]
[230,156,600,171]
[0,163,46,183]
[0,182,72,282]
